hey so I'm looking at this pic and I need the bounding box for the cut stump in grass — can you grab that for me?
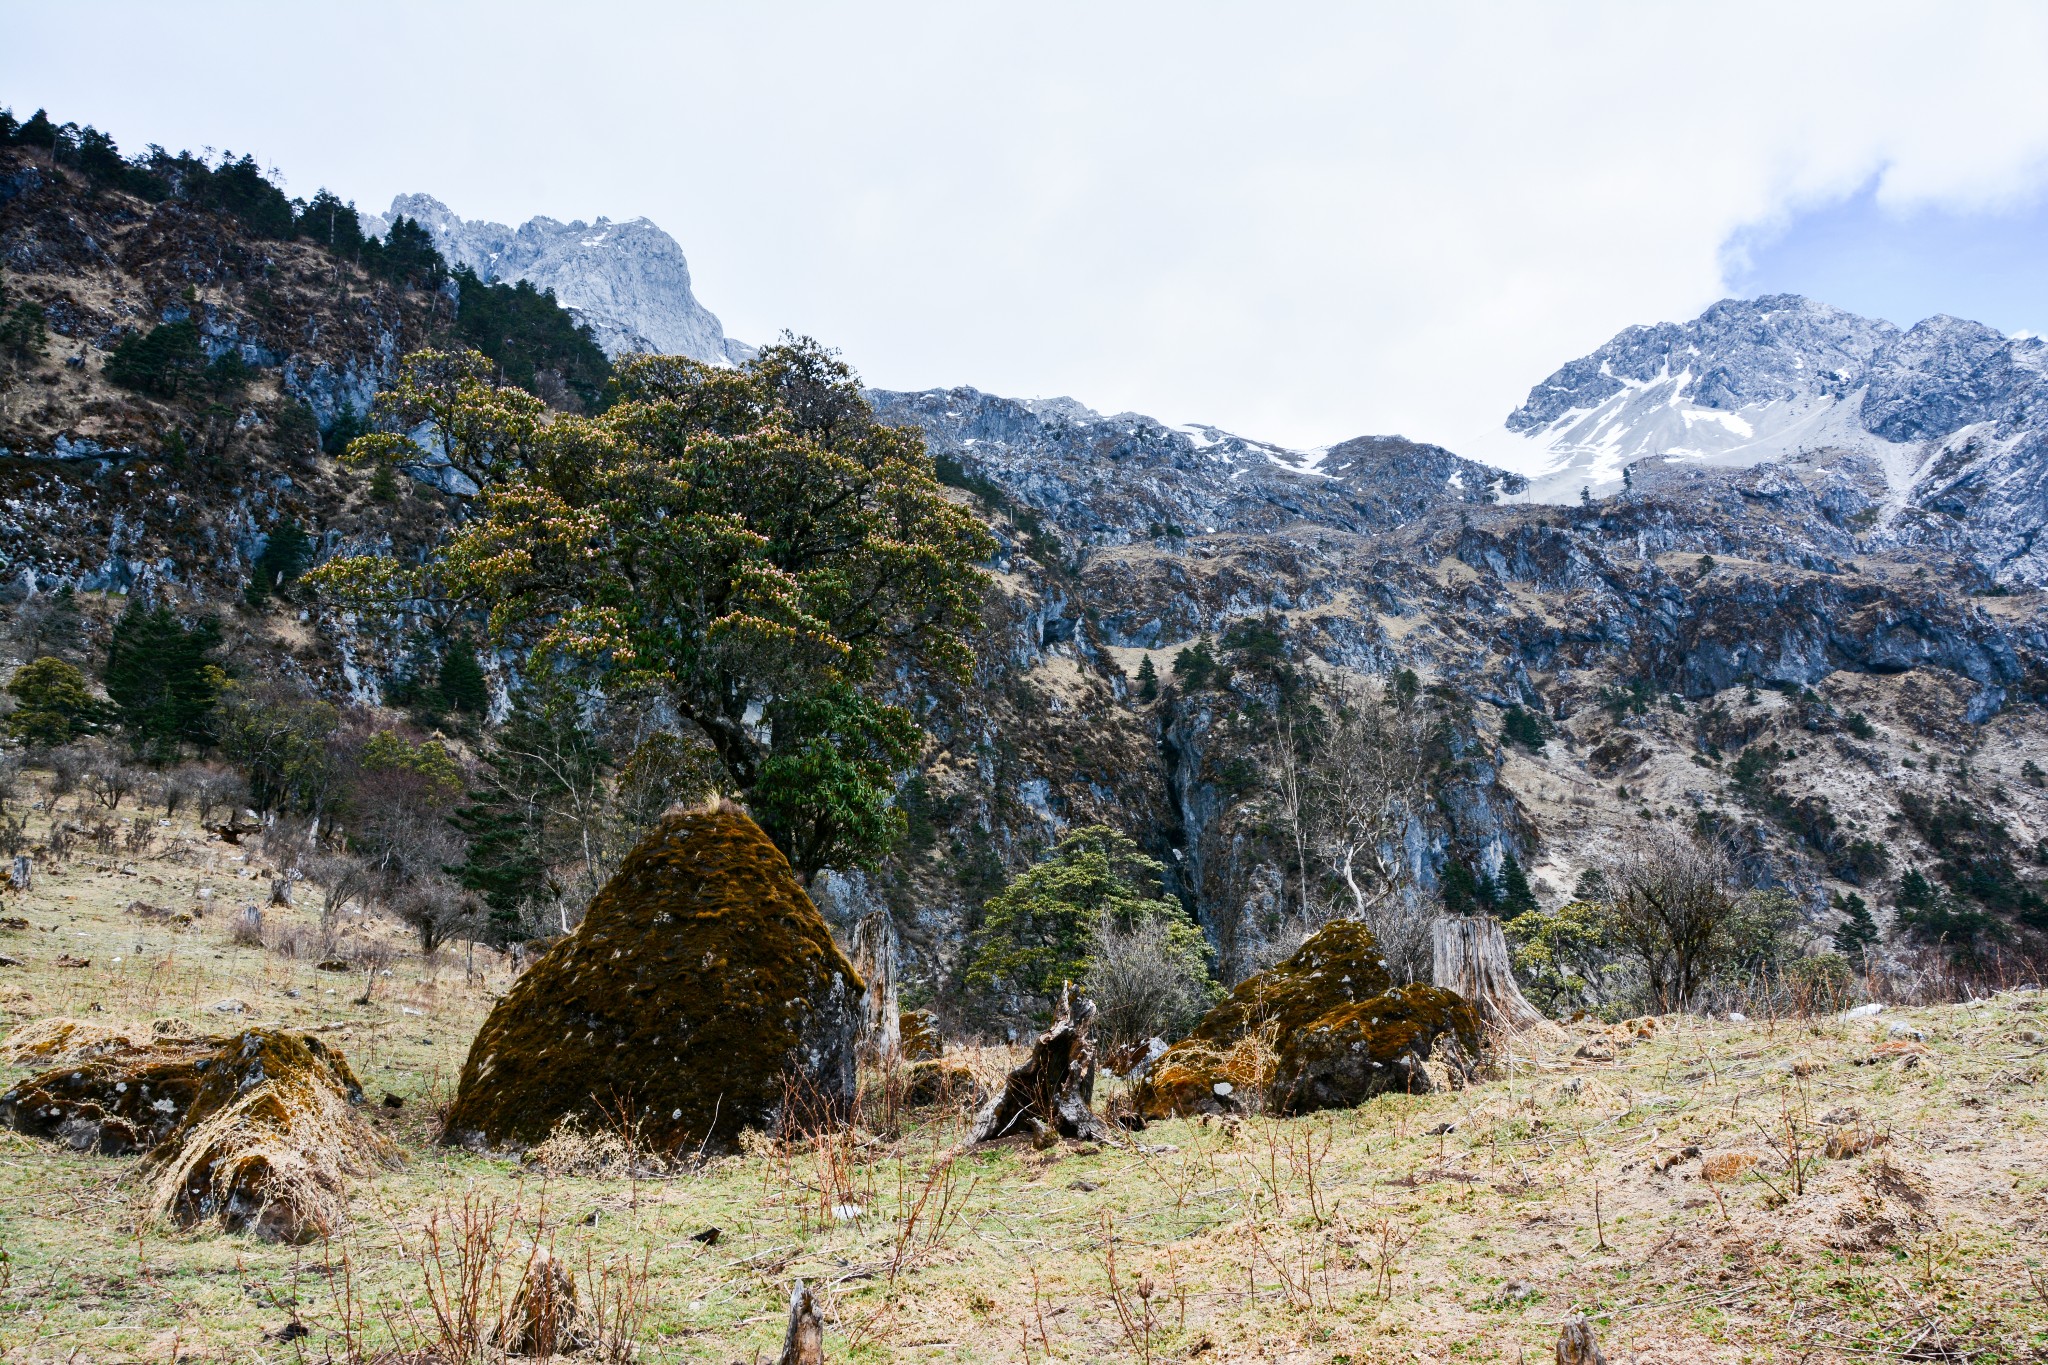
[1431,914,1549,1033]
[971,981,1113,1144]
[777,1279,824,1365]
[1556,1314,1608,1364]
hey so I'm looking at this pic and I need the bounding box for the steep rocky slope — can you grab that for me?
[365,193,749,364]
[5,145,2046,1010]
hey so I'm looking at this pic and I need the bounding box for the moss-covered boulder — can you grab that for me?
[1137,919,1479,1118]
[0,1021,393,1240]
[443,805,864,1152]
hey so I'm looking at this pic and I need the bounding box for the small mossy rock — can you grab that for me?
[1272,983,1480,1113]
[903,1058,981,1108]
[1138,920,1477,1118]
[899,1008,941,1061]
[443,807,865,1153]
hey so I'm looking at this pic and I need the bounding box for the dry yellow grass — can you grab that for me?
[0,790,2045,1362]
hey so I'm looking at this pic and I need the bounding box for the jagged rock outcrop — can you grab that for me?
[366,193,749,364]
[442,805,864,1152]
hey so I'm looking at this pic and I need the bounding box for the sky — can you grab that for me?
[9,3,2048,462]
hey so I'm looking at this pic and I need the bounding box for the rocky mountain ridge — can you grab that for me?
[363,193,750,365]
[3,147,2045,1000]
[1499,295,2048,588]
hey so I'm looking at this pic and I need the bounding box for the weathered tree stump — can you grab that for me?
[10,856,29,891]
[776,1278,825,1365]
[1432,914,1548,1032]
[971,982,1113,1144]
[849,910,901,1065]
[1556,1313,1608,1364]
[497,1246,590,1357]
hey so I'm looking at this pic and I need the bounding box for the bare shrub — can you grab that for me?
[229,905,265,947]
[157,768,196,820]
[0,755,20,813]
[1299,675,1442,980]
[392,872,478,954]
[1587,828,1797,1013]
[80,745,140,809]
[45,744,86,799]
[1089,916,1217,1050]
[191,767,249,827]
[307,849,374,943]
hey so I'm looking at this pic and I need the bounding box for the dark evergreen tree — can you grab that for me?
[1439,858,1498,915]
[1502,704,1547,750]
[438,638,489,715]
[362,215,447,290]
[450,266,612,410]
[105,320,205,397]
[1171,641,1218,690]
[103,603,222,760]
[297,189,366,257]
[1497,853,1537,915]
[451,694,603,944]
[1831,891,1880,956]
[1135,654,1159,702]
[322,402,366,457]
[246,519,313,603]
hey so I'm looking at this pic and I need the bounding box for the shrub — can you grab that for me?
[6,657,105,746]
[1502,704,1547,750]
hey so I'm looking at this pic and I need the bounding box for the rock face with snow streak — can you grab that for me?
[365,194,750,364]
[868,387,1524,546]
[1499,295,2048,586]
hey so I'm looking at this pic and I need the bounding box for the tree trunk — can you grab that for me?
[776,1279,825,1365]
[1432,914,1548,1032]
[971,982,1113,1144]
[1555,1314,1608,1364]
[849,910,901,1065]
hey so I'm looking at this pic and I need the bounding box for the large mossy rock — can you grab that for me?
[443,806,864,1152]
[1137,919,1480,1118]
[0,1021,393,1241]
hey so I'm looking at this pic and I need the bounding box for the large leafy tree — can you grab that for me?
[314,339,994,878]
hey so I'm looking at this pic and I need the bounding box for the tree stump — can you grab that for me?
[776,1278,825,1365]
[849,910,901,1065]
[10,856,29,891]
[1431,914,1547,1032]
[1556,1314,1607,1364]
[971,982,1113,1144]
[497,1246,589,1357]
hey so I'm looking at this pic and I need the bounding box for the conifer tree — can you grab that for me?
[1830,891,1879,957]
[1135,654,1159,702]
[438,638,489,715]
[103,603,222,760]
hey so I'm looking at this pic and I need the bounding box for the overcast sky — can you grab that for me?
[10,3,2048,459]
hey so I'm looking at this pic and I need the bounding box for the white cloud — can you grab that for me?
[10,2,2048,454]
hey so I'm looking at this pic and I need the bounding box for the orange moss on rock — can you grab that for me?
[442,806,865,1153]
[1137,920,1479,1118]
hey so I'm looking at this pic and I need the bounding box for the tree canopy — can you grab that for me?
[314,338,994,878]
